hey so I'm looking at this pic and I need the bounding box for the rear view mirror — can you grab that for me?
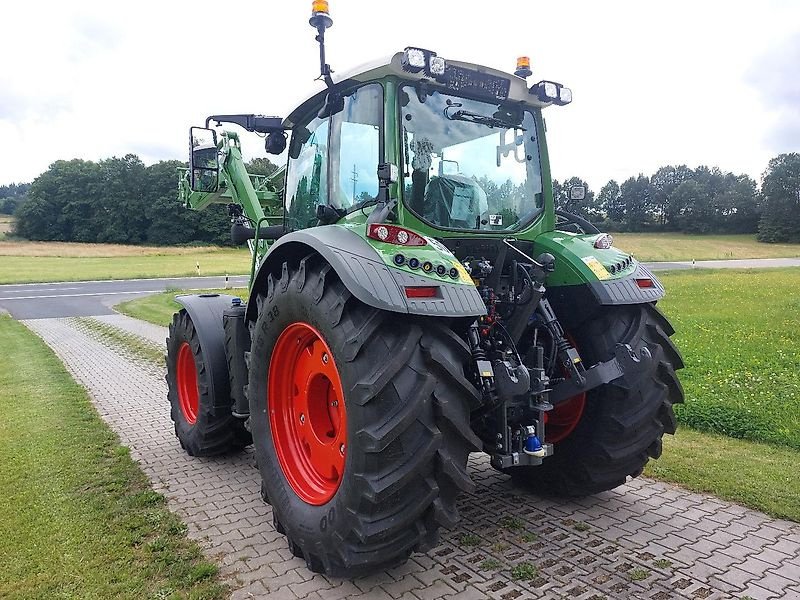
[190,127,219,192]
[569,185,586,201]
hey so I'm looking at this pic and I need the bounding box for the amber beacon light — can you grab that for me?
[515,56,532,78]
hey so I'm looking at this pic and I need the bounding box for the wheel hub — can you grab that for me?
[268,322,347,505]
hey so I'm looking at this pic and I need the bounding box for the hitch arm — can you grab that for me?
[549,344,653,405]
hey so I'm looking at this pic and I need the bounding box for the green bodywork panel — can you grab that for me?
[533,232,636,287]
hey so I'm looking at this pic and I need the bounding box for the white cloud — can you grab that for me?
[1,0,799,190]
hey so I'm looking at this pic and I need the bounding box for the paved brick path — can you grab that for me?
[24,316,800,600]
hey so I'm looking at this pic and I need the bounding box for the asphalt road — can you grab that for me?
[2,257,799,320]
[647,257,800,271]
[0,275,249,320]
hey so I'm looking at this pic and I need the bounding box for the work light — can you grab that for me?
[531,80,573,106]
[402,47,446,78]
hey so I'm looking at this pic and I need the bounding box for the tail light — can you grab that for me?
[367,224,427,246]
[636,278,654,289]
[404,286,439,298]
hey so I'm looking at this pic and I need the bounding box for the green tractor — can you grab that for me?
[168,2,683,577]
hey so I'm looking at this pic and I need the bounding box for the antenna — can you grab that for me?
[309,1,334,88]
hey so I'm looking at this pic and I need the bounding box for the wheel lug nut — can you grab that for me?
[322,353,329,364]
[299,413,305,424]
[339,444,345,455]
[331,400,338,407]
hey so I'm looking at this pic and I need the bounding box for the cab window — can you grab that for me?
[285,116,329,230]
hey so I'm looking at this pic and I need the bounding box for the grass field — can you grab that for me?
[116,288,250,324]
[0,240,250,284]
[1,233,799,284]
[657,268,800,449]
[612,232,800,261]
[0,315,225,599]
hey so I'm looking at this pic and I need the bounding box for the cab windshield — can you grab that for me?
[401,86,543,232]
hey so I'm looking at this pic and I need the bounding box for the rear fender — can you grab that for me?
[174,293,239,409]
[246,225,486,323]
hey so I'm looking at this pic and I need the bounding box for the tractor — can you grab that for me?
[168,2,683,577]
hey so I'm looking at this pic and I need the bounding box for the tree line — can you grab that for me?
[4,152,799,245]
[0,183,30,215]
[554,153,800,242]
[8,155,279,246]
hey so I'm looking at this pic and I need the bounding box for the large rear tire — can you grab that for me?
[510,303,684,496]
[247,256,481,577]
[166,309,250,456]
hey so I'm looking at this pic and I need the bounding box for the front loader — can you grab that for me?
[167,2,684,577]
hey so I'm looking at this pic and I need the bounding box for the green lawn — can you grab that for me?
[645,429,799,522]
[0,240,250,284]
[0,315,226,599]
[658,268,800,449]
[116,288,249,325]
[612,232,800,261]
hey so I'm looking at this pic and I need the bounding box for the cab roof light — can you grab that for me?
[515,56,532,79]
[402,47,446,78]
[367,223,427,246]
[531,80,573,106]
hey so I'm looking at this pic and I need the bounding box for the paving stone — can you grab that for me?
[23,316,800,600]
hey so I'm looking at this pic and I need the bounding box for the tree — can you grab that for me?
[597,180,622,222]
[650,165,692,227]
[758,153,800,243]
[619,175,652,230]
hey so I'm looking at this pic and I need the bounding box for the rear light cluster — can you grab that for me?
[607,255,633,274]
[393,253,459,280]
[367,224,427,246]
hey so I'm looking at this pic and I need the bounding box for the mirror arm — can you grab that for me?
[205,114,285,134]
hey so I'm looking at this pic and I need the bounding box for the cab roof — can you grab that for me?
[283,51,554,129]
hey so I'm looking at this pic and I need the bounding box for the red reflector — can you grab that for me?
[636,278,654,288]
[405,286,438,298]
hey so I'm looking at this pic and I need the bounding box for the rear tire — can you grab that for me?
[166,309,250,456]
[248,256,481,577]
[509,303,684,496]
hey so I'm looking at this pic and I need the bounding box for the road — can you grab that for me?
[1,256,799,320]
[647,257,800,271]
[0,275,249,320]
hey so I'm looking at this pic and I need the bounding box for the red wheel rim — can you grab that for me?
[544,392,586,443]
[268,322,347,506]
[544,335,586,443]
[176,342,199,425]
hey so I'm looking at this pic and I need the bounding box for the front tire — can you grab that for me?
[247,256,481,577]
[510,303,684,496]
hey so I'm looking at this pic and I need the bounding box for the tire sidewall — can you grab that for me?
[248,274,363,552]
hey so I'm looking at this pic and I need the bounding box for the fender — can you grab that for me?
[246,225,486,323]
[534,231,666,329]
[174,293,239,409]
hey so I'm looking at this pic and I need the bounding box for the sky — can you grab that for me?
[1,0,798,191]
